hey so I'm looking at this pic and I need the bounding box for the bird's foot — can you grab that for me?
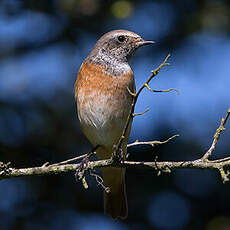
[112,145,125,163]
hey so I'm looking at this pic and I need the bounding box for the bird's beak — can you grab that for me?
[136,40,155,47]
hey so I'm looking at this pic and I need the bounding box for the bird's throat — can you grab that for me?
[86,52,131,77]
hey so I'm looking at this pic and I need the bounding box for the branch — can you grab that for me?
[1,55,230,185]
[1,108,229,182]
[115,54,173,152]
[127,134,179,147]
[133,108,150,117]
[202,108,230,161]
[144,83,180,95]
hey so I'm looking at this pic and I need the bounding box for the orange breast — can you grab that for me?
[75,61,135,149]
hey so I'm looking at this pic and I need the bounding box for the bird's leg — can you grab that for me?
[112,145,125,163]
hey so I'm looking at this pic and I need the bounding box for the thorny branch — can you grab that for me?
[1,55,230,185]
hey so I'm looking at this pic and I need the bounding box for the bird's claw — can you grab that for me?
[112,145,125,163]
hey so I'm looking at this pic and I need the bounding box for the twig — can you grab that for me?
[210,156,230,163]
[144,83,180,95]
[202,108,230,161]
[133,108,150,117]
[50,145,98,167]
[115,54,172,153]
[127,134,179,147]
[50,154,88,167]
[136,54,172,98]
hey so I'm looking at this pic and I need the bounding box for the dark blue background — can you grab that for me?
[0,0,230,229]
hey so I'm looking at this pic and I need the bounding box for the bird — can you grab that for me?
[75,30,154,219]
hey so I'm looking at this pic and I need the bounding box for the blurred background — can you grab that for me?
[0,0,230,229]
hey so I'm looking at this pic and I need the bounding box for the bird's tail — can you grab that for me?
[101,167,128,219]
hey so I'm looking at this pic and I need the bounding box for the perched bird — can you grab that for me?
[75,30,154,219]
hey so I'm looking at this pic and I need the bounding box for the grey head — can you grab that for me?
[86,30,154,76]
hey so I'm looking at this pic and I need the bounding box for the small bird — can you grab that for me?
[75,30,154,219]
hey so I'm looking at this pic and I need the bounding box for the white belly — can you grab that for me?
[78,92,131,149]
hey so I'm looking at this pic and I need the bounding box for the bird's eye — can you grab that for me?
[117,35,125,42]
